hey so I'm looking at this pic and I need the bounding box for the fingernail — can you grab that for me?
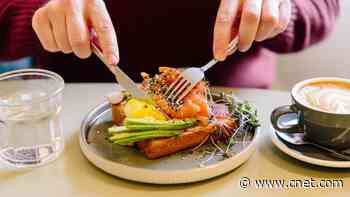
[108,55,119,65]
[255,35,265,42]
[239,45,250,52]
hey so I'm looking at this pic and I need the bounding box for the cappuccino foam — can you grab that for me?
[298,81,350,114]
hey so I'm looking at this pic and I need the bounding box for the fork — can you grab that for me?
[164,36,239,104]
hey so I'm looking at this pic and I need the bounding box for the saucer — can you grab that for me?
[270,127,350,168]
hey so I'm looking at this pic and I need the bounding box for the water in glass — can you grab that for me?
[0,69,64,169]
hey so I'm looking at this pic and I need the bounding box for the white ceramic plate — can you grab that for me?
[270,126,350,168]
[79,101,259,184]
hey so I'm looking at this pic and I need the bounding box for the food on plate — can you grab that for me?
[106,67,259,159]
[141,67,209,119]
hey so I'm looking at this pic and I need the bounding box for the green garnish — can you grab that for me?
[197,90,260,165]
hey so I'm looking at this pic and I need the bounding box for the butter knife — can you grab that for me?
[90,42,149,99]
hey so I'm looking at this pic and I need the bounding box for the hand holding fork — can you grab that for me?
[164,36,239,104]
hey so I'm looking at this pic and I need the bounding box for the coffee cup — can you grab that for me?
[271,77,350,149]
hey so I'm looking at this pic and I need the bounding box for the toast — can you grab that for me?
[111,103,216,159]
[111,103,126,125]
[137,125,216,159]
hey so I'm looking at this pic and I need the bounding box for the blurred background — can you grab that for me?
[1,1,348,91]
[272,1,350,90]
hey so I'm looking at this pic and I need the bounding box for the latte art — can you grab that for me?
[298,82,350,114]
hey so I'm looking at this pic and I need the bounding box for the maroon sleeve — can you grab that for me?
[0,0,47,60]
[263,0,340,53]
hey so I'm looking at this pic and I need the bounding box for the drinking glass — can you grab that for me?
[0,69,64,169]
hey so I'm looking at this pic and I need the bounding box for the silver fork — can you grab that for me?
[164,36,239,103]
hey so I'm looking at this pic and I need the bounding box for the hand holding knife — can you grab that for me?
[90,32,150,100]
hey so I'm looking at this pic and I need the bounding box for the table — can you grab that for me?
[1,84,349,197]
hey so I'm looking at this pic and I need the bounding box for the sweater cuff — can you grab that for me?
[0,0,47,60]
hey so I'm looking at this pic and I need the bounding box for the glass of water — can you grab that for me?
[0,69,64,169]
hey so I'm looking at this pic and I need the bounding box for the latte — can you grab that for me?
[297,81,350,114]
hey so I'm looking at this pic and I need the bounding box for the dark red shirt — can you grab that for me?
[0,0,340,88]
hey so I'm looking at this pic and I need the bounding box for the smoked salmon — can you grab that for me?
[142,67,209,119]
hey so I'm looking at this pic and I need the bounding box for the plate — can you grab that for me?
[270,126,350,168]
[79,100,259,184]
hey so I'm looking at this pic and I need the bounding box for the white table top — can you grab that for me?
[1,84,349,197]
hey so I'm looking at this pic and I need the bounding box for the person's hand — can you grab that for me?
[32,0,119,65]
[213,0,292,61]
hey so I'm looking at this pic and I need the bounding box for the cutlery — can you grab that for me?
[275,131,350,161]
[164,36,239,104]
[90,41,149,100]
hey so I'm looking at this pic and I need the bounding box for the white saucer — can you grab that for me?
[270,126,350,168]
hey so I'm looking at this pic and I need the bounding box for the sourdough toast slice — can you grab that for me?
[137,125,215,159]
[111,103,125,125]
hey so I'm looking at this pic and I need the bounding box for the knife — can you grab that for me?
[90,41,149,100]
